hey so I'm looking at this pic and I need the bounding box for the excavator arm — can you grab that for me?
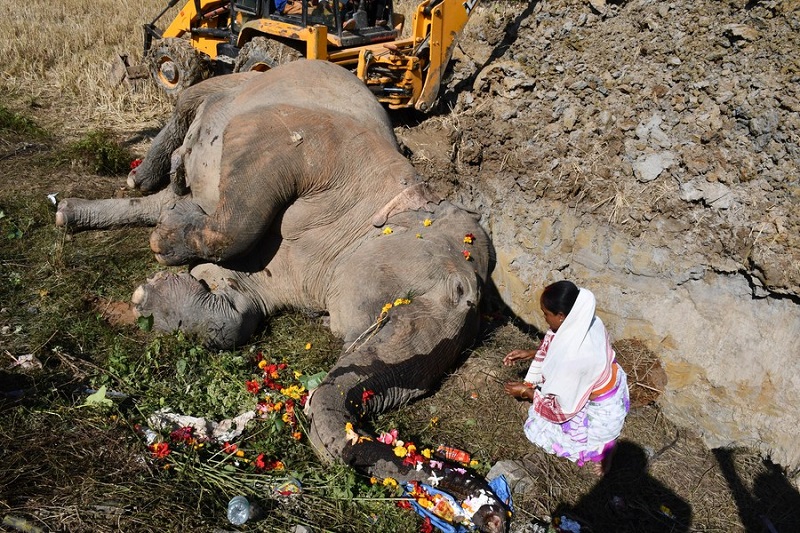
[412,0,479,111]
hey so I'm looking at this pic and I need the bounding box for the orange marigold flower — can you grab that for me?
[381,303,393,314]
[149,442,170,459]
[463,233,475,244]
[305,342,312,350]
[292,431,303,441]
[370,476,379,485]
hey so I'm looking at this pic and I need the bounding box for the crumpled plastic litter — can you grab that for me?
[147,408,256,442]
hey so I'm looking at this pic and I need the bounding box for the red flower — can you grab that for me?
[299,393,309,406]
[129,158,143,170]
[223,441,238,454]
[246,380,261,394]
[462,250,472,261]
[362,389,375,404]
[169,426,194,443]
[149,442,170,459]
[420,517,434,533]
[254,453,266,470]
[396,499,413,510]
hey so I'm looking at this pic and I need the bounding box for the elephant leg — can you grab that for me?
[128,73,258,193]
[55,187,182,230]
[148,107,321,266]
[131,264,266,349]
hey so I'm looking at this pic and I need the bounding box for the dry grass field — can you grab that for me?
[2,0,800,532]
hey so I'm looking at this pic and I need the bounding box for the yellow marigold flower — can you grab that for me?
[236,450,245,457]
[463,233,475,244]
[430,416,439,425]
[280,385,306,400]
[419,497,434,509]
[470,459,479,467]
[370,476,379,485]
[383,477,398,487]
[381,303,393,314]
[345,422,354,433]
[421,448,432,459]
[416,233,422,239]
[393,446,408,457]
[406,443,417,454]
[393,298,411,306]
[273,402,283,412]
[305,342,312,350]
[382,227,393,235]
[258,359,268,369]
[282,413,291,423]
[275,461,285,470]
[294,370,303,379]
[423,219,432,227]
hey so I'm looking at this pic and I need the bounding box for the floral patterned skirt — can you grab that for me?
[523,368,630,466]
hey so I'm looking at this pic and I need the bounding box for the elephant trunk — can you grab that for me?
[305,299,508,532]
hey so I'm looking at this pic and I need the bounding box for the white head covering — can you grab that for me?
[539,288,611,417]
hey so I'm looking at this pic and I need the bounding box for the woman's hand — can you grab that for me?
[504,381,534,402]
[503,349,536,366]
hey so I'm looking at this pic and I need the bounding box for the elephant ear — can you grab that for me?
[371,183,442,227]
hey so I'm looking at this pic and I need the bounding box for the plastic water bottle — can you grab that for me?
[227,495,254,525]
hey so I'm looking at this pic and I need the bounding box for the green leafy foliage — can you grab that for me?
[68,130,133,175]
[0,104,47,137]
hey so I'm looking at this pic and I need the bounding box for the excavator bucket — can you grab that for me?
[108,53,150,90]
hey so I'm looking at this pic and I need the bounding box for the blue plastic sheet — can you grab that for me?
[402,475,513,533]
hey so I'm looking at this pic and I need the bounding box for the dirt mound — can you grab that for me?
[402,0,800,298]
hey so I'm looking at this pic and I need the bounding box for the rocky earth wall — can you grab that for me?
[401,0,800,470]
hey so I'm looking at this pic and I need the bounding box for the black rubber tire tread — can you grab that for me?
[148,38,209,95]
[233,37,303,73]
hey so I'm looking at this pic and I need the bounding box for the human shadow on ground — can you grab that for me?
[714,447,800,533]
[552,440,692,532]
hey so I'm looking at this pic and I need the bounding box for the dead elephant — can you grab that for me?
[56,60,507,532]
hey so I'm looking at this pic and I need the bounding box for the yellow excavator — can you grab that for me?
[124,0,480,112]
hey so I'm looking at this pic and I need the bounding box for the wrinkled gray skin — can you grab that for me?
[56,61,506,532]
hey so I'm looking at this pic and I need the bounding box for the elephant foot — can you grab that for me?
[55,198,93,230]
[132,270,260,348]
[149,201,211,266]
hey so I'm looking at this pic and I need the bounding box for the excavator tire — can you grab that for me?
[148,38,209,95]
[233,37,303,73]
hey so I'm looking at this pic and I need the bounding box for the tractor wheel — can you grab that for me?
[148,38,209,95]
[234,37,303,73]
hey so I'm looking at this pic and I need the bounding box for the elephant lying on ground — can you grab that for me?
[56,60,506,531]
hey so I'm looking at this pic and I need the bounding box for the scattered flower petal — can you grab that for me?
[382,227,393,235]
